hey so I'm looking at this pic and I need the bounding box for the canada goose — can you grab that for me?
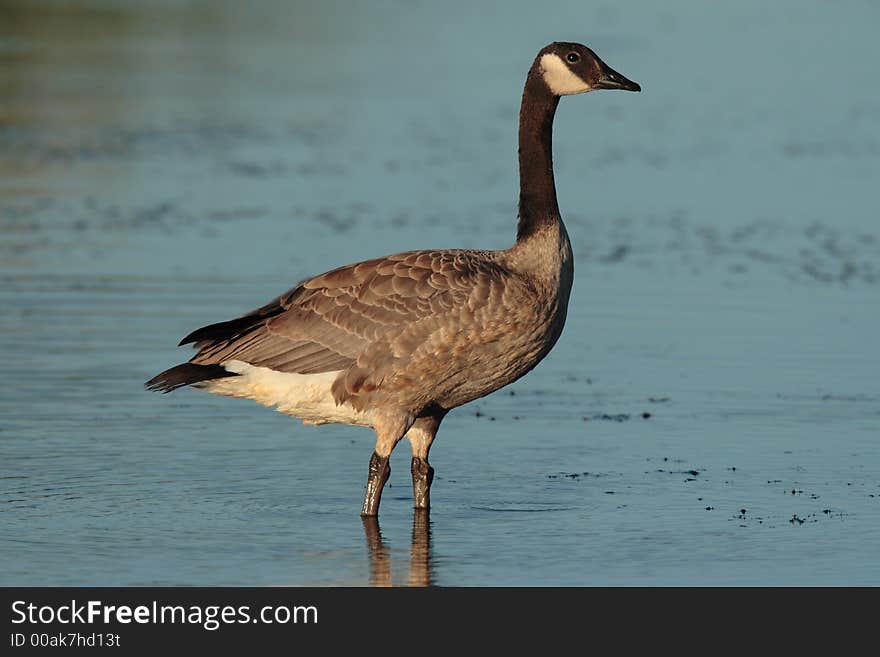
[146,41,640,516]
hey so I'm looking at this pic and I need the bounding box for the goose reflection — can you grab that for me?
[361,510,433,587]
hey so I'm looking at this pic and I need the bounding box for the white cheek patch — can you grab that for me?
[540,53,591,96]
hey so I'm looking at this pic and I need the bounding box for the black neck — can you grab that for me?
[516,70,560,241]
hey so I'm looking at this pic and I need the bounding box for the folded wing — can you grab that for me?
[186,250,508,381]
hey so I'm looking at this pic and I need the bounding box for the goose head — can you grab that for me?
[537,41,641,96]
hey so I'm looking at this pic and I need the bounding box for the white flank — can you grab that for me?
[539,53,591,96]
[203,360,374,427]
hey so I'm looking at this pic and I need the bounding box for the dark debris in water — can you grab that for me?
[0,120,302,166]
[583,413,630,422]
[547,471,600,480]
[1,196,202,241]
[577,409,657,422]
[726,505,850,527]
[578,214,880,286]
[598,245,629,264]
[652,467,703,483]
[646,456,687,464]
[786,511,842,525]
[819,393,875,402]
[225,160,286,178]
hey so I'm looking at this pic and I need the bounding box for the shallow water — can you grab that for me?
[2,0,879,586]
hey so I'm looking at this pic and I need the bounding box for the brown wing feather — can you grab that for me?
[187,250,511,379]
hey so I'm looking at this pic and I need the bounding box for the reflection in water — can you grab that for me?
[408,510,432,587]
[360,516,392,587]
[361,511,433,587]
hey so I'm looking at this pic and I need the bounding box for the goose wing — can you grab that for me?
[185,249,509,376]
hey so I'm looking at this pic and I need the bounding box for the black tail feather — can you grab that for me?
[178,286,301,346]
[145,363,238,393]
[178,317,268,347]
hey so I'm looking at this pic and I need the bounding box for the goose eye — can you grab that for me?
[566,52,580,63]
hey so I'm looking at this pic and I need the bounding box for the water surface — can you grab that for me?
[2,0,879,585]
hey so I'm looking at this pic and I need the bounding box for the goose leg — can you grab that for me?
[361,412,413,517]
[411,457,434,510]
[407,413,445,510]
[361,452,391,517]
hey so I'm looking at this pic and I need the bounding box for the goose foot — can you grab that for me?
[361,451,391,517]
[411,457,434,510]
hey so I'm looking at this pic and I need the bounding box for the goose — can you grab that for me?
[146,41,640,516]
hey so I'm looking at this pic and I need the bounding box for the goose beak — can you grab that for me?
[595,62,641,92]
